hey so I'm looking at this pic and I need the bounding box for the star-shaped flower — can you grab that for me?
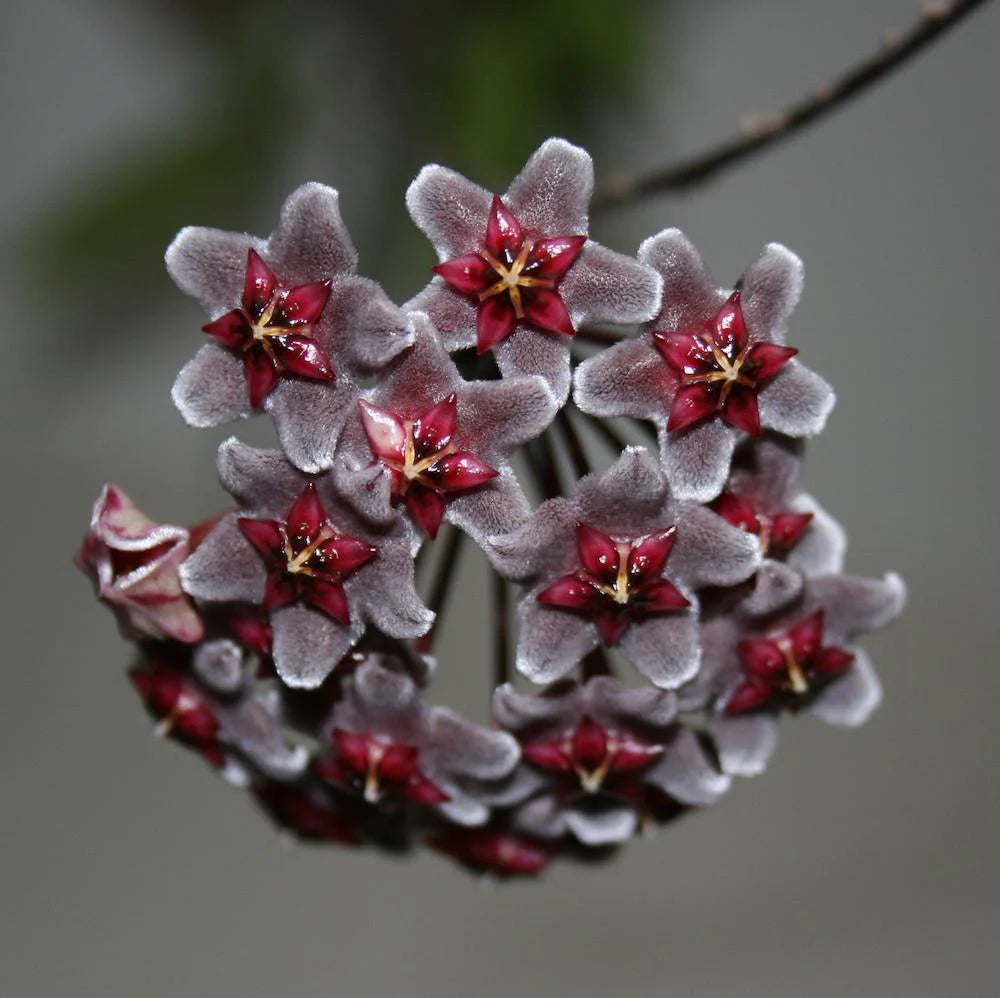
[406,138,662,402]
[486,447,760,688]
[334,312,556,545]
[321,656,520,826]
[202,248,333,409]
[432,194,586,352]
[536,524,689,647]
[75,484,204,643]
[238,482,376,624]
[574,230,835,502]
[491,678,729,845]
[179,440,432,688]
[167,183,414,472]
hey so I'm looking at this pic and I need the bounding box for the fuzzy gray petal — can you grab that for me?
[565,804,637,846]
[216,438,308,515]
[165,226,257,315]
[646,728,730,805]
[740,242,803,340]
[662,420,737,504]
[516,599,597,685]
[741,560,805,618]
[618,611,700,689]
[512,794,568,840]
[810,572,907,642]
[427,708,521,781]
[459,376,558,457]
[573,337,671,422]
[446,471,532,547]
[271,604,361,689]
[671,504,761,589]
[583,676,679,730]
[405,164,492,261]
[706,714,778,777]
[179,514,263,603]
[171,344,250,428]
[575,445,666,532]
[810,649,882,727]
[485,497,578,580]
[266,182,358,281]
[402,284,478,352]
[638,229,719,330]
[506,137,593,234]
[193,639,244,695]
[216,697,310,781]
[759,360,835,437]
[266,377,358,474]
[349,545,433,639]
[787,497,846,578]
[325,278,415,373]
[561,243,663,328]
[494,326,572,404]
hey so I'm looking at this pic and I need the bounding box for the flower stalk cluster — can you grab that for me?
[77,139,904,878]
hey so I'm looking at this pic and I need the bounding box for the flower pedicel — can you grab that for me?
[77,138,904,878]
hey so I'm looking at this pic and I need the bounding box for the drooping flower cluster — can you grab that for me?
[77,139,904,879]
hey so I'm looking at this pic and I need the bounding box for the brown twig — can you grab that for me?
[594,0,992,210]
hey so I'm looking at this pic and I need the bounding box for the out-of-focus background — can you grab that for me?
[2,2,997,996]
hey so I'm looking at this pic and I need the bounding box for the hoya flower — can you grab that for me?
[428,824,554,878]
[335,313,557,542]
[253,783,363,846]
[75,484,204,643]
[707,436,846,617]
[406,138,662,403]
[575,230,835,502]
[685,572,906,777]
[129,648,308,784]
[319,656,520,826]
[493,678,729,845]
[487,447,760,688]
[167,183,414,472]
[178,440,432,689]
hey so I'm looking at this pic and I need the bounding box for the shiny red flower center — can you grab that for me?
[432,195,586,352]
[537,523,690,645]
[713,490,813,556]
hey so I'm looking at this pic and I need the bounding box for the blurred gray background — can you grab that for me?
[2,1,997,996]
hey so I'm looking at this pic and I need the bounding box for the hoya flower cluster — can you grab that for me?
[77,139,904,878]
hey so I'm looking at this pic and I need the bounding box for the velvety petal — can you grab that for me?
[758,360,835,437]
[403,283,479,352]
[809,649,882,727]
[485,194,523,256]
[574,446,667,534]
[348,543,433,640]
[516,599,597,685]
[320,277,414,373]
[639,229,719,330]
[559,242,663,327]
[646,729,730,805]
[445,470,532,547]
[808,573,907,642]
[426,709,520,781]
[662,419,736,504]
[266,377,359,474]
[564,805,637,846]
[512,794,568,841]
[741,560,805,617]
[457,375,557,458]
[192,640,244,695]
[505,138,593,235]
[740,242,803,340]
[493,325,572,404]
[165,225,257,315]
[271,603,361,688]
[432,253,493,294]
[266,182,358,283]
[573,337,672,423]
[216,697,309,781]
[523,287,575,337]
[787,498,846,578]
[485,496,578,580]
[670,503,761,588]
[618,611,699,688]
[180,515,264,603]
[333,462,397,528]
[217,438,307,514]
[493,682,580,733]
[405,164,492,261]
[171,344,251,428]
[583,676,678,730]
[706,713,778,777]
